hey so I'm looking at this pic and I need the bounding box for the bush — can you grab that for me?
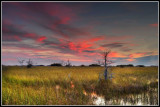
[26,59,33,68]
[136,65,145,67]
[80,65,85,67]
[50,63,62,66]
[116,64,134,67]
[27,64,32,68]
[89,64,101,67]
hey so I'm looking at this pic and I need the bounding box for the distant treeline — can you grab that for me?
[2,64,158,67]
[116,64,146,67]
[43,64,147,67]
[116,64,134,67]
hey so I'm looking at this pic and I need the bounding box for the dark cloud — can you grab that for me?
[101,42,126,48]
[135,55,158,66]
[121,47,132,52]
[101,42,133,52]
[2,19,26,41]
[3,2,91,39]
[2,19,35,41]
[83,50,95,53]
[2,2,158,66]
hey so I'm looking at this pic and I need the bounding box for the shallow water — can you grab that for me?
[92,88,158,105]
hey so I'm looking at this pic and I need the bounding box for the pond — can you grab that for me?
[92,87,158,105]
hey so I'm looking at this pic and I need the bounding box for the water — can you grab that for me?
[92,88,158,105]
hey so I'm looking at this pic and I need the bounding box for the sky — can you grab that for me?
[2,2,159,66]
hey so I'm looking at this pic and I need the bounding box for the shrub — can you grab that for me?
[50,63,62,66]
[89,64,101,67]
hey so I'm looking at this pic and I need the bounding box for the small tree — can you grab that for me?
[50,63,62,66]
[26,59,33,68]
[60,60,65,66]
[66,59,71,67]
[18,58,25,67]
[89,64,101,67]
[94,60,102,66]
[102,50,113,80]
[80,64,85,67]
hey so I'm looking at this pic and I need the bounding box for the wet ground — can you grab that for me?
[92,87,158,105]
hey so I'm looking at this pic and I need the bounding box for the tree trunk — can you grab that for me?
[104,56,107,80]
[104,68,107,80]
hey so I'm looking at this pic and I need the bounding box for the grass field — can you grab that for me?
[2,66,158,105]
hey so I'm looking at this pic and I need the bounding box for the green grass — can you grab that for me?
[2,66,158,105]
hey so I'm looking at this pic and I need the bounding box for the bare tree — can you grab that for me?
[60,60,65,66]
[66,59,71,67]
[26,59,33,68]
[96,60,102,66]
[18,58,25,67]
[102,49,113,80]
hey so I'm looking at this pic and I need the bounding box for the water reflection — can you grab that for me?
[92,88,158,105]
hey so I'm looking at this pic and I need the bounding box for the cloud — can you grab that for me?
[102,35,134,42]
[125,58,135,62]
[101,42,133,52]
[2,19,37,41]
[135,55,158,66]
[2,20,26,41]
[121,47,132,52]
[129,52,147,58]
[37,36,47,43]
[3,2,92,39]
[2,2,158,66]
[58,36,105,53]
[2,19,52,43]
[24,33,37,39]
[109,52,126,58]
[14,35,22,41]
[101,42,126,48]
[69,58,92,62]
[121,2,140,12]
[150,23,158,27]
[126,52,158,62]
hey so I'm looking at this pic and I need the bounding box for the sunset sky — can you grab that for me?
[2,2,158,66]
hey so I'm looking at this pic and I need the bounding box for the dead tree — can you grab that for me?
[66,59,71,67]
[26,59,33,68]
[61,60,65,66]
[96,60,102,66]
[102,50,112,80]
[18,58,25,67]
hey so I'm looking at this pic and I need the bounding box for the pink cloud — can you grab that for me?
[3,19,12,25]
[69,58,92,62]
[68,42,77,51]
[46,3,76,23]
[37,36,47,43]
[61,36,105,53]
[109,52,126,58]
[150,23,158,27]
[129,52,146,58]
[125,58,135,62]
[2,58,17,62]
[89,36,105,42]
[59,17,71,24]
[24,33,36,38]
[14,35,22,41]
[126,52,156,62]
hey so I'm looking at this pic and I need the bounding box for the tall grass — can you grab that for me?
[2,66,158,105]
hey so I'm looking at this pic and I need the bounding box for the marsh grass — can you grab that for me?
[2,66,158,105]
